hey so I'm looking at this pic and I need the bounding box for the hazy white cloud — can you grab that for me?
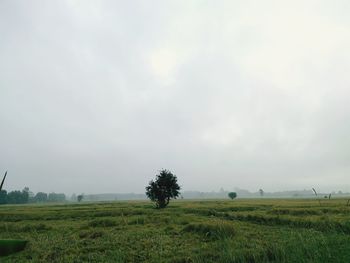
[0,0,349,194]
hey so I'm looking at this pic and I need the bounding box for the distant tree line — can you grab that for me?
[0,187,66,205]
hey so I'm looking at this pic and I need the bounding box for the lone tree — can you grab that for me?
[259,189,264,197]
[77,194,84,202]
[228,192,237,200]
[146,169,180,208]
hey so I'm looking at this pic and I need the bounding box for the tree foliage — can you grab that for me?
[0,190,7,204]
[145,169,180,208]
[35,192,48,202]
[77,194,84,202]
[48,193,66,202]
[228,192,237,200]
[0,171,66,205]
[7,189,29,204]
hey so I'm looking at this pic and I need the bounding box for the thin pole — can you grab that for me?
[0,171,7,191]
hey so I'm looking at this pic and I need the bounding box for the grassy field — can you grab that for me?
[1,198,350,262]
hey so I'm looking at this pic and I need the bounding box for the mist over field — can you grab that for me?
[1,1,350,195]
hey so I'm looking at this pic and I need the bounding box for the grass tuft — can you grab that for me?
[88,218,117,228]
[183,220,235,239]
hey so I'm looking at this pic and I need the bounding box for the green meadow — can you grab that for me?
[1,199,350,262]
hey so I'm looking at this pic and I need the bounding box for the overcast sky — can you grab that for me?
[1,1,350,195]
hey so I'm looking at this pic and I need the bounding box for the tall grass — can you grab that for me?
[1,199,350,262]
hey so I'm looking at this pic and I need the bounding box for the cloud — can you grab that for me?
[0,0,349,194]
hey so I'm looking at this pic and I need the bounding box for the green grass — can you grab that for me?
[0,199,350,262]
